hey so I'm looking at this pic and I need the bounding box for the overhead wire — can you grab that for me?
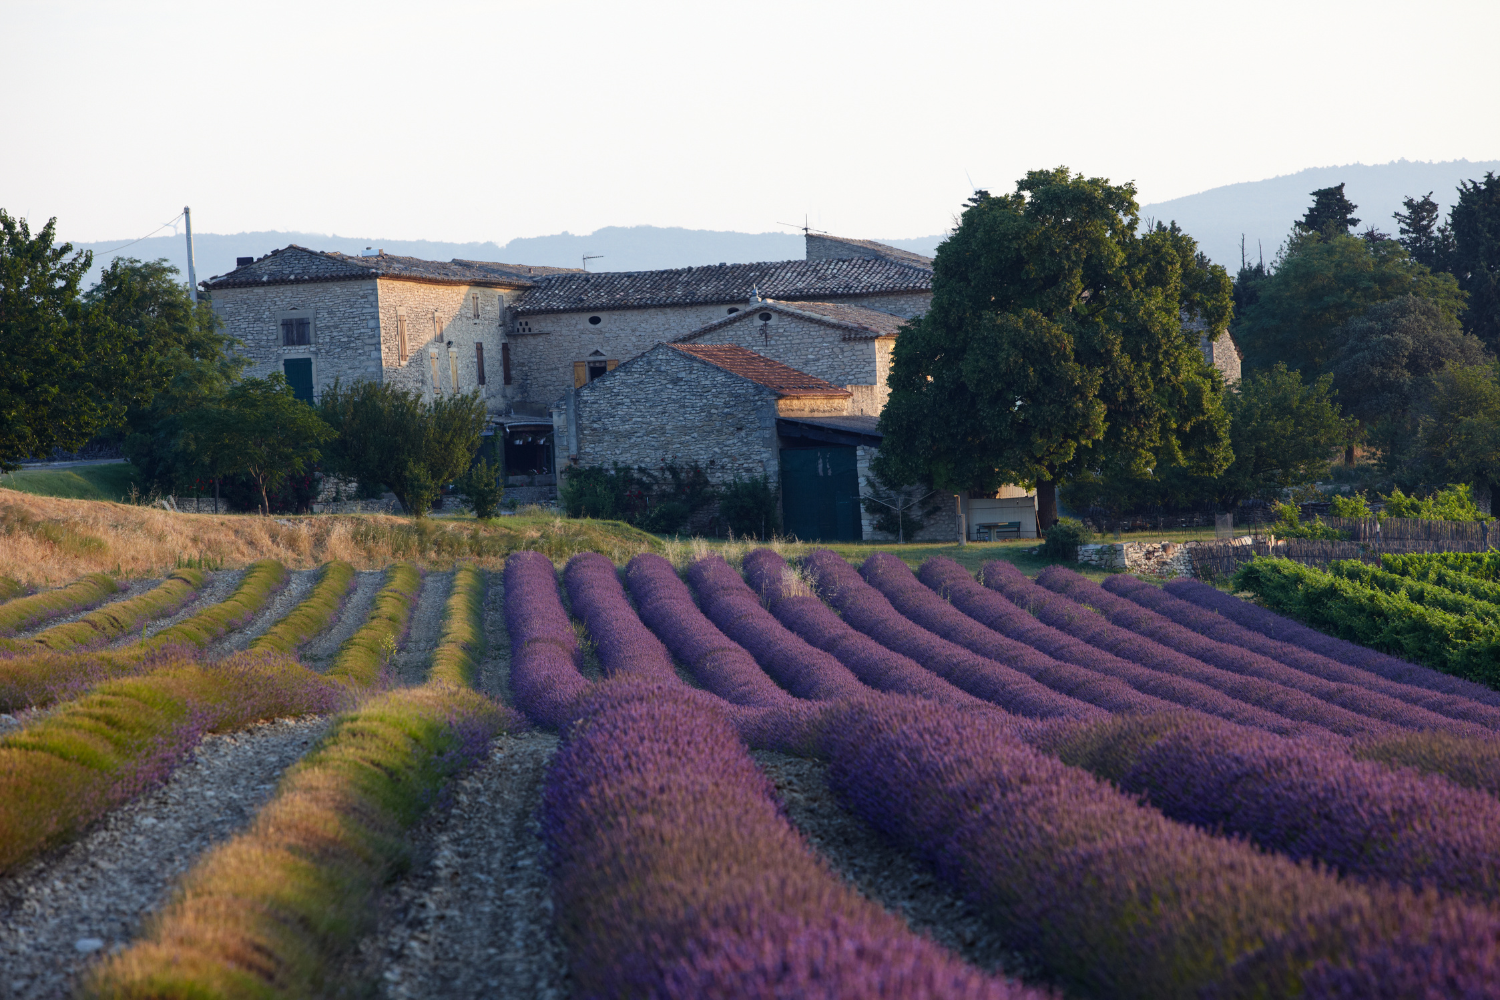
[92,212,185,257]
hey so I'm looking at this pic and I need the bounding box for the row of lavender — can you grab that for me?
[507,549,1500,998]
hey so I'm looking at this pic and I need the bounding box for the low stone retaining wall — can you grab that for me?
[1076,540,1217,578]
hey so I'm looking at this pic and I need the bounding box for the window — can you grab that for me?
[430,353,441,394]
[281,317,311,346]
[727,307,739,315]
[476,343,487,385]
[472,294,480,319]
[588,315,602,325]
[758,312,773,322]
[516,319,532,334]
[501,342,512,385]
[397,315,409,363]
[433,313,442,342]
[587,360,608,382]
[448,348,459,392]
[283,358,314,402]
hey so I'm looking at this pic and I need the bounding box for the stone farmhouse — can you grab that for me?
[203,233,1241,541]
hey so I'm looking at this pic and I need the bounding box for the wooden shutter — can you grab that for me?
[606,359,619,372]
[397,317,408,363]
[573,362,586,388]
[476,343,486,385]
[501,342,512,385]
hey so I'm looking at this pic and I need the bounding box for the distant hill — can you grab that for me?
[1139,159,1500,272]
[69,226,948,292]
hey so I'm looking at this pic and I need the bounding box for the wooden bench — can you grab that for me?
[976,521,1022,541]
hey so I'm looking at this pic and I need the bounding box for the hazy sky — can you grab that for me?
[7,0,1498,245]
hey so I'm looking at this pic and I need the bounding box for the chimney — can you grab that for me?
[236,256,253,267]
[362,246,379,257]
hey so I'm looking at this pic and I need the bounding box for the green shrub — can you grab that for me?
[326,564,422,687]
[1268,501,1348,539]
[249,561,356,654]
[1381,483,1489,521]
[455,458,503,519]
[429,564,485,686]
[147,560,287,650]
[639,499,691,535]
[14,569,205,652]
[0,572,118,636]
[1041,517,1094,561]
[1330,559,1500,624]
[1329,491,1373,517]
[718,475,780,539]
[401,461,440,518]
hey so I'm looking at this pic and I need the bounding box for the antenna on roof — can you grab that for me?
[776,215,828,236]
[582,254,603,271]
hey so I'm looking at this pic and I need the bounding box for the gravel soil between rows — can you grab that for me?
[302,569,384,666]
[753,750,1046,989]
[356,730,567,1000]
[392,571,453,685]
[6,579,161,640]
[0,716,329,1000]
[111,569,244,648]
[209,568,317,656]
[474,569,511,701]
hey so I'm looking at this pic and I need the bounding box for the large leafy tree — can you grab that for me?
[195,375,335,515]
[876,168,1233,527]
[318,380,487,516]
[0,213,127,470]
[86,258,246,491]
[1415,361,1500,508]
[1235,231,1465,376]
[1450,172,1500,351]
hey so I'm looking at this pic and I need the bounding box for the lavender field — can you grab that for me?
[5,547,1500,998]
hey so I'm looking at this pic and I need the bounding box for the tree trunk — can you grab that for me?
[1344,444,1356,467]
[259,478,270,516]
[1037,479,1058,532]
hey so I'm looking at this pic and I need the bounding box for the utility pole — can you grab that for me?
[183,206,200,302]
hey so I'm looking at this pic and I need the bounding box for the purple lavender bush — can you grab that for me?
[542,678,1043,999]
[1047,712,1500,902]
[742,549,991,710]
[909,555,1323,736]
[1164,576,1500,708]
[1046,566,1485,737]
[792,549,1101,720]
[1110,573,1500,731]
[978,559,1365,739]
[504,551,592,728]
[687,555,869,702]
[564,553,681,684]
[821,696,1500,1000]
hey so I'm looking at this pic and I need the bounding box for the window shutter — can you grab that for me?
[573,362,586,388]
[476,343,486,385]
[472,294,480,319]
[606,359,619,372]
[398,317,409,363]
[501,342,512,385]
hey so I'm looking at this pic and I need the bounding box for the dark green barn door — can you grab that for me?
[283,358,315,402]
[780,446,861,541]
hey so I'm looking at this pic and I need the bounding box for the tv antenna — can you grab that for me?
[582,254,603,270]
[776,215,828,236]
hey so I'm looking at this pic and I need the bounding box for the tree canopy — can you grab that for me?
[0,213,128,470]
[1450,172,1500,351]
[1394,192,1455,273]
[1298,184,1361,237]
[195,374,335,515]
[1234,231,1465,376]
[875,168,1232,526]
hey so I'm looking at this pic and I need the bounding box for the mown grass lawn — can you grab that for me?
[1,463,141,502]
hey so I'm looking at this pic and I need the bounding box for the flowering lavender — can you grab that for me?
[504,551,592,728]
[1165,576,1500,708]
[786,549,1101,720]
[987,561,1376,739]
[564,553,680,684]
[541,679,1042,999]
[687,555,870,702]
[907,555,1319,736]
[741,548,992,711]
[1109,573,1500,731]
[821,696,1500,999]
[1050,712,1500,901]
[1040,566,1469,738]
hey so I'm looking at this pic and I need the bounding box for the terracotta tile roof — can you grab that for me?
[805,233,935,269]
[667,344,851,397]
[676,298,908,343]
[203,245,549,290]
[511,257,931,315]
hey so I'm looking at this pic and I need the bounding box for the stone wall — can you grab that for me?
[211,279,383,398]
[689,311,886,400]
[375,279,508,411]
[508,290,927,410]
[1077,540,1194,577]
[570,346,782,486]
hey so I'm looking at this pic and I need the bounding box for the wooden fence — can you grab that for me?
[1190,531,1496,581]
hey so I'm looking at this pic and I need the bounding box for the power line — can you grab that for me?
[92,212,185,257]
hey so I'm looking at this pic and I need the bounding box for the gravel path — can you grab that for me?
[0,716,329,1000]
[753,750,1046,988]
[356,731,568,1000]
[474,570,512,702]
[209,568,317,656]
[6,579,160,640]
[303,570,384,667]
[392,571,452,686]
[111,570,244,648]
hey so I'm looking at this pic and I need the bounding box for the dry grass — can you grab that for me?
[0,489,662,588]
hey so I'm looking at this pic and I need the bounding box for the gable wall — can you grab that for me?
[211,279,382,398]
[689,313,879,397]
[570,347,782,485]
[374,279,513,409]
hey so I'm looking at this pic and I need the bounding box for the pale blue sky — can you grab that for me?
[6,0,1498,245]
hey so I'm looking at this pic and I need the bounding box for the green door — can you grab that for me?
[780,446,861,541]
[283,358,314,402]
